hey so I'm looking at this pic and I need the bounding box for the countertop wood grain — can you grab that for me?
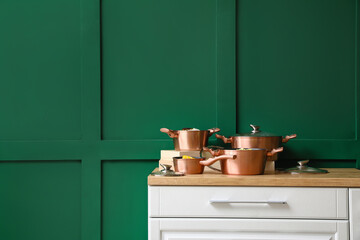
[148,168,360,187]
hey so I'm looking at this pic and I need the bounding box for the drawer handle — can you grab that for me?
[209,200,287,204]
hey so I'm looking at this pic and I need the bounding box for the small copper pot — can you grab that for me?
[216,124,296,161]
[173,157,205,174]
[200,147,283,175]
[160,128,220,151]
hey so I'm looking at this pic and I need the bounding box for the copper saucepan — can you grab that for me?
[200,147,283,175]
[160,128,220,151]
[216,124,296,161]
[173,156,205,174]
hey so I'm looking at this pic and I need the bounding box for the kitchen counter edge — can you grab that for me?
[148,168,360,187]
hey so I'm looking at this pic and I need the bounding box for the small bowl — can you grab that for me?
[173,156,205,174]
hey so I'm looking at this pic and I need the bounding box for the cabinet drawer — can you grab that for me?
[148,186,348,219]
[150,218,349,240]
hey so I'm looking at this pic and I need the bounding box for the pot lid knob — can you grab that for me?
[298,160,309,166]
[250,124,261,133]
[160,164,172,171]
[151,164,184,177]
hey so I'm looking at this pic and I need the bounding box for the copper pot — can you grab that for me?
[160,128,220,151]
[200,147,283,175]
[173,157,205,174]
[216,124,296,161]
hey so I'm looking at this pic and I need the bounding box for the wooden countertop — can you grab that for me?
[148,168,360,187]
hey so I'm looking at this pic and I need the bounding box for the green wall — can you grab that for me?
[237,0,359,168]
[0,0,358,239]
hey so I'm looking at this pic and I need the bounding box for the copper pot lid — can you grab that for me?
[285,160,328,174]
[236,124,279,137]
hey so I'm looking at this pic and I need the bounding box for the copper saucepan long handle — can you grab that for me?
[282,134,297,143]
[199,155,236,166]
[208,128,220,137]
[215,134,233,144]
[267,147,284,157]
[160,128,179,138]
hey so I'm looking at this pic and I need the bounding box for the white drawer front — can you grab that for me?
[148,186,348,219]
[149,218,348,240]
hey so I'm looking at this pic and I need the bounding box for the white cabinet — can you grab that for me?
[148,186,352,240]
[349,188,360,240]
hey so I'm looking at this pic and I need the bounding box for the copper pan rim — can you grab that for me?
[223,148,267,151]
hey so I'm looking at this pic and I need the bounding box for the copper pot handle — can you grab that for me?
[199,155,236,166]
[215,134,232,144]
[160,128,179,138]
[267,147,284,157]
[282,134,297,143]
[208,128,220,137]
[202,147,222,156]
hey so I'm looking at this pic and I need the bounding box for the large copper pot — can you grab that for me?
[160,128,220,151]
[200,147,283,175]
[216,124,296,161]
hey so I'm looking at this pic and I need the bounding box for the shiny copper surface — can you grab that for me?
[215,134,296,161]
[173,157,205,174]
[161,128,220,151]
[200,147,283,175]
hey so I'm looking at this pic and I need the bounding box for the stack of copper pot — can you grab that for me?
[160,127,220,174]
[160,124,296,175]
